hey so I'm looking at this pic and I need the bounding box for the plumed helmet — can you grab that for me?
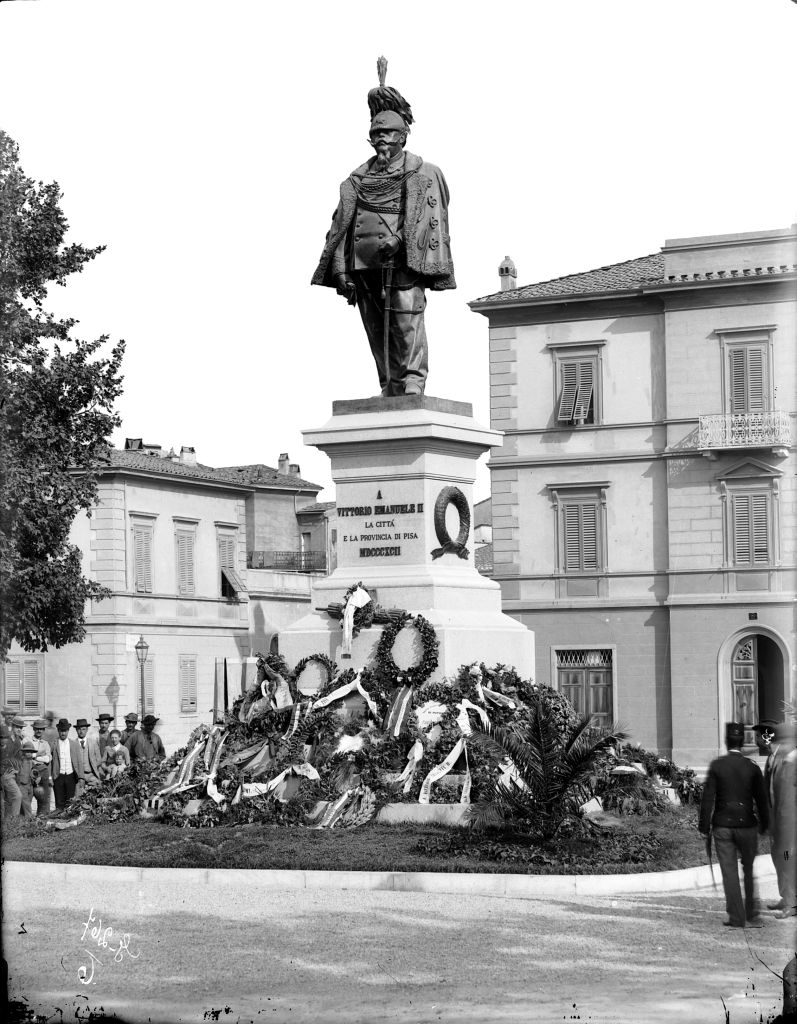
[367,56,412,133]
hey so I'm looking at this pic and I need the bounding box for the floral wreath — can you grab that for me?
[341,581,375,639]
[291,653,337,693]
[374,613,439,688]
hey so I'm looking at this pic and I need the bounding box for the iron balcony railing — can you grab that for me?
[247,550,327,573]
[698,410,791,450]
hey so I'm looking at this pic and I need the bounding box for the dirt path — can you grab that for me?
[2,863,792,1023]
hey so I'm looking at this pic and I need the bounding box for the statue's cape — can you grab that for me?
[311,152,456,291]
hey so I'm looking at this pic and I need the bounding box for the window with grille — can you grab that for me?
[133,523,153,593]
[175,528,196,596]
[555,649,613,727]
[179,655,198,713]
[731,492,771,566]
[2,656,44,715]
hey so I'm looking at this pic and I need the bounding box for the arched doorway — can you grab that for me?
[730,633,785,749]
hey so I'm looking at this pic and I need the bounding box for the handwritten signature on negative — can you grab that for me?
[78,907,140,985]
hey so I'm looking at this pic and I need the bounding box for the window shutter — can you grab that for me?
[218,534,236,570]
[138,659,155,715]
[573,361,594,421]
[729,346,768,413]
[4,661,21,711]
[728,349,746,414]
[580,503,599,570]
[732,495,752,564]
[176,530,195,595]
[134,525,153,593]
[22,660,41,714]
[563,503,599,572]
[751,494,769,564]
[563,505,581,571]
[179,656,197,712]
[558,363,579,421]
[746,347,766,412]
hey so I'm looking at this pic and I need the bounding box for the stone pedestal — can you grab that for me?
[279,396,534,683]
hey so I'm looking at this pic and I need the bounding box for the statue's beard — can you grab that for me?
[374,146,391,171]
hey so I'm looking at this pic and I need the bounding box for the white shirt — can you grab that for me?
[57,738,74,776]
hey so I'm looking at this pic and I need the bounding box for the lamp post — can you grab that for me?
[134,635,149,718]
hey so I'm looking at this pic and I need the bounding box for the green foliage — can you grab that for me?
[0,130,124,656]
[597,770,669,816]
[415,818,664,869]
[468,699,626,840]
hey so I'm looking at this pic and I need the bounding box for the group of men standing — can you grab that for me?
[699,719,796,928]
[0,708,165,817]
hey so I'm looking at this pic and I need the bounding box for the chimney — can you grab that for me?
[278,453,290,475]
[289,463,301,477]
[142,443,162,456]
[498,255,517,291]
[180,446,197,466]
[124,438,143,451]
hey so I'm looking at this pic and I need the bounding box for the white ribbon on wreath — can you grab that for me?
[455,699,490,736]
[233,761,320,804]
[341,585,371,654]
[310,672,379,718]
[418,737,466,804]
[398,739,424,794]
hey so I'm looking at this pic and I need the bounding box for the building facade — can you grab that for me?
[471,227,796,765]
[2,442,324,752]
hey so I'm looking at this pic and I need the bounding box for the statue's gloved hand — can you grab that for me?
[334,274,357,306]
[378,236,401,260]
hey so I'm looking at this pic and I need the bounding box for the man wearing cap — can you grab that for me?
[125,715,165,763]
[766,720,797,919]
[51,719,81,810]
[75,718,103,788]
[120,713,139,747]
[94,714,114,757]
[699,722,770,928]
[313,77,455,397]
[31,718,53,815]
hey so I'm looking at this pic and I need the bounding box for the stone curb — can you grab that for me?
[2,855,777,900]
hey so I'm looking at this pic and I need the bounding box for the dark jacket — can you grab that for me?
[312,152,456,291]
[699,750,769,833]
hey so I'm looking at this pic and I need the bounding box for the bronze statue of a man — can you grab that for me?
[312,62,455,396]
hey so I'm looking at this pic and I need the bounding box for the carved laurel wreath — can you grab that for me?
[375,613,439,688]
[431,486,471,560]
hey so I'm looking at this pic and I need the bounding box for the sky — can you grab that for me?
[1,0,795,502]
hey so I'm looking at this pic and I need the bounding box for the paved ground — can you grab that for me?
[2,865,794,1024]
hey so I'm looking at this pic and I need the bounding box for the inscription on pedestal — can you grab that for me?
[338,493,425,564]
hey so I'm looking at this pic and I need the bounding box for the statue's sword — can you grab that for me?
[382,258,393,395]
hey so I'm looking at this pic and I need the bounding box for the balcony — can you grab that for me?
[698,410,791,457]
[247,550,327,573]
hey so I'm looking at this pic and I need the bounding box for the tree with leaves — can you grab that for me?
[0,130,124,657]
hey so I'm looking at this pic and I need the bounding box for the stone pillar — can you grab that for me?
[279,396,534,684]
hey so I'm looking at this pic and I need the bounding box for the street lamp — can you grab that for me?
[134,635,149,718]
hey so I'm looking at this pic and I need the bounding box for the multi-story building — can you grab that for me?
[471,226,796,765]
[2,441,324,751]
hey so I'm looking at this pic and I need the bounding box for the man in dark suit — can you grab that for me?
[700,722,769,928]
[50,718,82,810]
